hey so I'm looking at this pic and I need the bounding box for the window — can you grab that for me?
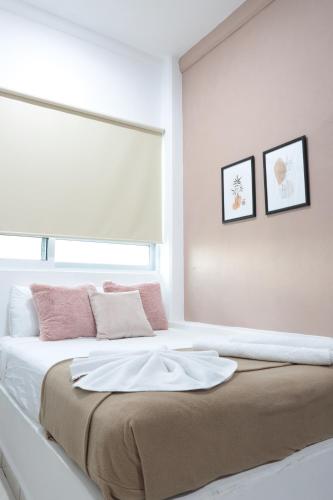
[53,239,153,268]
[0,235,155,269]
[0,235,45,260]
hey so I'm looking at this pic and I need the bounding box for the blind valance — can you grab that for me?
[0,91,163,243]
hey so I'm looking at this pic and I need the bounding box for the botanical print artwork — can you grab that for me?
[231,175,245,210]
[263,136,310,215]
[221,157,256,223]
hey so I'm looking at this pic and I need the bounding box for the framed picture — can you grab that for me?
[263,136,310,215]
[221,156,256,223]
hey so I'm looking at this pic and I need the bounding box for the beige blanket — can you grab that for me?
[40,358,333,500]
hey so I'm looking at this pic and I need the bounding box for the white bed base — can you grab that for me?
[0,385,102,500]
[1,384,333,500]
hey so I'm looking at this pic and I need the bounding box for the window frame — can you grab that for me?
[0,234,47,264]
[0,235,157,271]
[50,238,156,271]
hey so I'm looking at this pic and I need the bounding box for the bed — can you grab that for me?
[2,324,333,500]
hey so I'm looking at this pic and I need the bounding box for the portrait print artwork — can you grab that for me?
[221,156,256,223]
[263,136,310,215]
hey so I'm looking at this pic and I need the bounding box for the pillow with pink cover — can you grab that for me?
[31,284,97,341]
[103,281,168,331]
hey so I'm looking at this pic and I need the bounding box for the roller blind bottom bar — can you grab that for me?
[0,231,162,245]
[0,88,164,136]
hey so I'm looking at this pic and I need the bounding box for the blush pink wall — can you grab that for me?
[182,0,333,336]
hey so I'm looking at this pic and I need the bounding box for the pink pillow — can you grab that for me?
[103,281,168,330]
[31,284,97,341]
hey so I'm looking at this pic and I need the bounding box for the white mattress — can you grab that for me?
[2,330,333,500]
[0,328,216,422]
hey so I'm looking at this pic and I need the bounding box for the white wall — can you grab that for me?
[0,5,163,127]
[0,2,184,322]
[160,57,184,321]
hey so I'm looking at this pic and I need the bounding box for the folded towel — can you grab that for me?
[70,347,237,392]
[207,330,333,349]
[193,341,333,366]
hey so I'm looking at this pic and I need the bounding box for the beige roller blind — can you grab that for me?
[0,92,163,243]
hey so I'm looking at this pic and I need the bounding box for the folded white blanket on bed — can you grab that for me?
[193,340,333,366]
[211,330,333,349]
[70,348,237,392]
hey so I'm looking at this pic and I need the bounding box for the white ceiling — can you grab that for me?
[21,0,246,57]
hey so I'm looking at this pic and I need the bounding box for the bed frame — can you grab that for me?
[0,385,102,500]
[1,270,333,499]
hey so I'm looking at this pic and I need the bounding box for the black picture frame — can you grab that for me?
[221,156,256,223]
[263,136,310,215]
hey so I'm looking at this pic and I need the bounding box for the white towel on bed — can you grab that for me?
[193,341,333,366]
[70,347,237,392]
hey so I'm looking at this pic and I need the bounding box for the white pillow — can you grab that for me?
[8,286,39,337]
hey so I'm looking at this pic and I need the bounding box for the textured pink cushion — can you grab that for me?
[31,284,97,341]
[103,281,168,330]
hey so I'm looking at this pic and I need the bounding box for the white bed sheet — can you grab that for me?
[0,328,214,422]
[3,325,333,422]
